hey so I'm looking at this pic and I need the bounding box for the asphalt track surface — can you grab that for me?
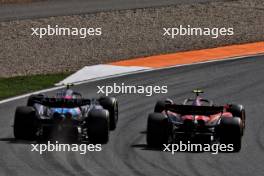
[0,55,264,176]
[0,0,227,21]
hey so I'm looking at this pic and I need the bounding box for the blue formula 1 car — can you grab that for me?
[13,85,118,144]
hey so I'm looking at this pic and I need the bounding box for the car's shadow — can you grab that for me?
[131,143,162,151]
[130,143,205,153]
[131,130,206,153]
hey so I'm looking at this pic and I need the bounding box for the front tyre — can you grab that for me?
[229,104,246,134]
[99,97,118,131]
[154,101,166,113]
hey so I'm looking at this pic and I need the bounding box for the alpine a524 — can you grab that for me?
[13,84,118,144]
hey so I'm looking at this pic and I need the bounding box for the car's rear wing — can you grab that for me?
[165,104,224,115]
[33,98,91,108]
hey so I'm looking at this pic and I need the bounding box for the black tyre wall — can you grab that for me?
[87,109,109,144]
[14,106,38,140]
[218,117,242,152]
[154,101,166,113]
[229,104,246,134]
[147,113,170,147]
[99,97,118,130]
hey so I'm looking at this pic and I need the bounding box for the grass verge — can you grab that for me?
[0,73,70,100]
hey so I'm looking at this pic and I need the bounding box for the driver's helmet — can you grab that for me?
[192,97,202,106]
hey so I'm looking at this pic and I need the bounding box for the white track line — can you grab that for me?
[0,53,263,105]
[56,65,150,86]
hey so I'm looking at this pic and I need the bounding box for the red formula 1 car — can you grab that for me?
[146,90,245,152]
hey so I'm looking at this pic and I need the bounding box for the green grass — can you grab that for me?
[0,73,70,100]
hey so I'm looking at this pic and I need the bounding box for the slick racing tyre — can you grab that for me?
[154,101,166,113]
[229,104,246,134]
[14,106,38,140]
[146,113,171,147]
[154,99,173,113]
[99,97,118,131]
[27,94,44,106]
[87,109,109,144]
[218,117,242,152]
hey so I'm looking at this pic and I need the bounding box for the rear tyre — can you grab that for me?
[99,97,118,131]
[14,106,38,140]
[27,94,44,106]
[218,117,242,152]
[146,113,170,147]
[229,104,246,134]
[87,109,109,144]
